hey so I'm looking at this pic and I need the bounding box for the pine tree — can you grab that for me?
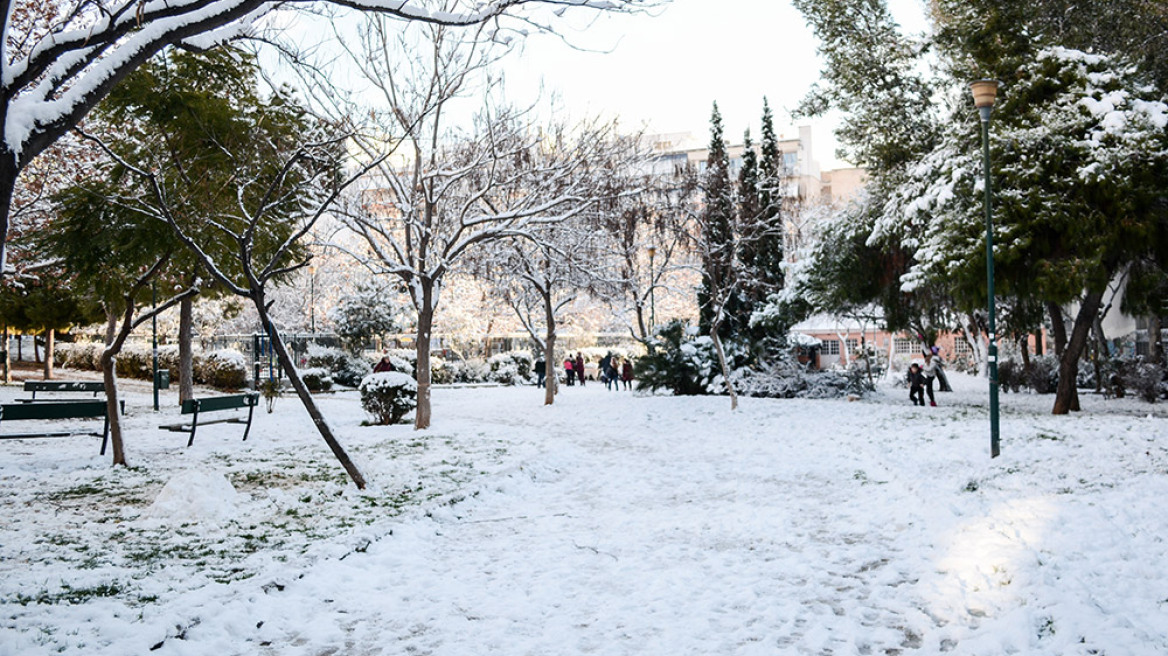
[743,98,789,354]
[698,102,735,335]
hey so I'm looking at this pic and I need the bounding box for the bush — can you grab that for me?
[635,321,714,395]
[56,342,248,390]
[307,344,370,388]
[1113,357,1165,403]
[359,372,417,425]
[636,320,749,396]
[440,359,490,384]
[197,349,248,389]
[487,351,533,385]
[300,367,334,392]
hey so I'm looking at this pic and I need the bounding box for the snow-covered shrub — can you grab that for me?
[57,342,246,390]
[997,358,1023,393]
[636,321,747,395]
[114,344,153,379]
[359,372,417,425]
[300,367,333,392]
[1112,357,1165,403]
[487,351,533,385]
[1027,356,1059,394]
[55,342,103,370]
[307,344,370,388]
[443,359,490,384]
[196,349,248,389]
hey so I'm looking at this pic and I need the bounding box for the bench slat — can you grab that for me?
[23,381,105,393]
[1,401,109,421]
[181,393,258,414]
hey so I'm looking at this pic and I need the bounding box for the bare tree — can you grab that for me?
[0,0,655,277]
[334,17,620,428]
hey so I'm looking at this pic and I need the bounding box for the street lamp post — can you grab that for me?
[152,280,159,412]
[971,79,1001,458]
[309,265,316,334]
[647,245,657,332]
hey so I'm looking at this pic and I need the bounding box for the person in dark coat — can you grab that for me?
[534,358,546,388]
[621,358,634,390]
[907,363,925,406]
[575,353,586,386]
[373,354,395,373]
[599,353,614,390]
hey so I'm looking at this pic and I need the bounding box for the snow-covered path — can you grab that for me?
[3,377,1167,655]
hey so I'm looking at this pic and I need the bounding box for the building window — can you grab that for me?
[845,338,859,354]
[823,339,840,355]
[953,339,972,355]
[893,338,921,354]
[783,152,798,170]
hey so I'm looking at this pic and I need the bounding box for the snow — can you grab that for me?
[2,372,1167,654]
[142,470,238,524]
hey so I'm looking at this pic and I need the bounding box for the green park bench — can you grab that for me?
[160,393,260,447]
[0,400,113,454]
[22,380,106,402]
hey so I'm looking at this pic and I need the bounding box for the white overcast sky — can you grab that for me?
[499,0,930,170]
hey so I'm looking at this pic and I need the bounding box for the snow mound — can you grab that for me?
[145,470,238,523]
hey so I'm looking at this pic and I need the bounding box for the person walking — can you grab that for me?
[534,357,546,388]
[599,352,614,390]
[575,353,586,387]
[621,357,634,390]
[563,358,574,386]
[921,347,943,407]
[907,363,925,406]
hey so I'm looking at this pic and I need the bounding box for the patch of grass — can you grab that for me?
[16,582,124,606]
[47,483,104,500]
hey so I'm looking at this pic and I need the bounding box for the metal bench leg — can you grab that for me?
[100,414,110,456]
[241,403,256,442]
[187,405,200,447]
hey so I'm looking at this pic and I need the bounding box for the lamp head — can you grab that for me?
[970,80,999,109]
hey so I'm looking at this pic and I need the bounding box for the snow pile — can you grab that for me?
[143,469,238,524]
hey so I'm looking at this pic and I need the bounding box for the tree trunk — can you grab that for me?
[1150,314,1163,366]
[543,292,557,406]
[178,295,195,404]
[101,298,139,467]
[1052,289,1105,415]
[2,326,10,384]
[254,297,367,489]
[0,158,15,279]
[709,319,738,411]
[415,304,435,429]
[1047,301,1068,358]
[1019,335,1032,370]
[43,329,54,379]
[104,307,118,345]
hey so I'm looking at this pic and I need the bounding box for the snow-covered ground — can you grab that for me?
[2,371,1166,655]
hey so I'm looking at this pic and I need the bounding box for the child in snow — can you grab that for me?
[921,347,942,406]
[908,363,926,406]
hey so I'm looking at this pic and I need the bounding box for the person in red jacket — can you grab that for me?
[373,353,395,373]
[621,358,634,390]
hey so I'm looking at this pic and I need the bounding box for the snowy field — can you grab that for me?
[2,371,1167,655]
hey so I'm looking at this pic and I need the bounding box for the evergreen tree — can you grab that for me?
[698,102,735,335]
[742,98,789,354]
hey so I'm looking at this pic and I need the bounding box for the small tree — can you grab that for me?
[329,279,414,354]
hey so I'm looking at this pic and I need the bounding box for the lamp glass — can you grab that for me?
[970,80,999,109]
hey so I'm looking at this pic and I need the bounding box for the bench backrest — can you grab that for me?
[0,401,108,421]
[23,381,105,394]
[181,393,259,415]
